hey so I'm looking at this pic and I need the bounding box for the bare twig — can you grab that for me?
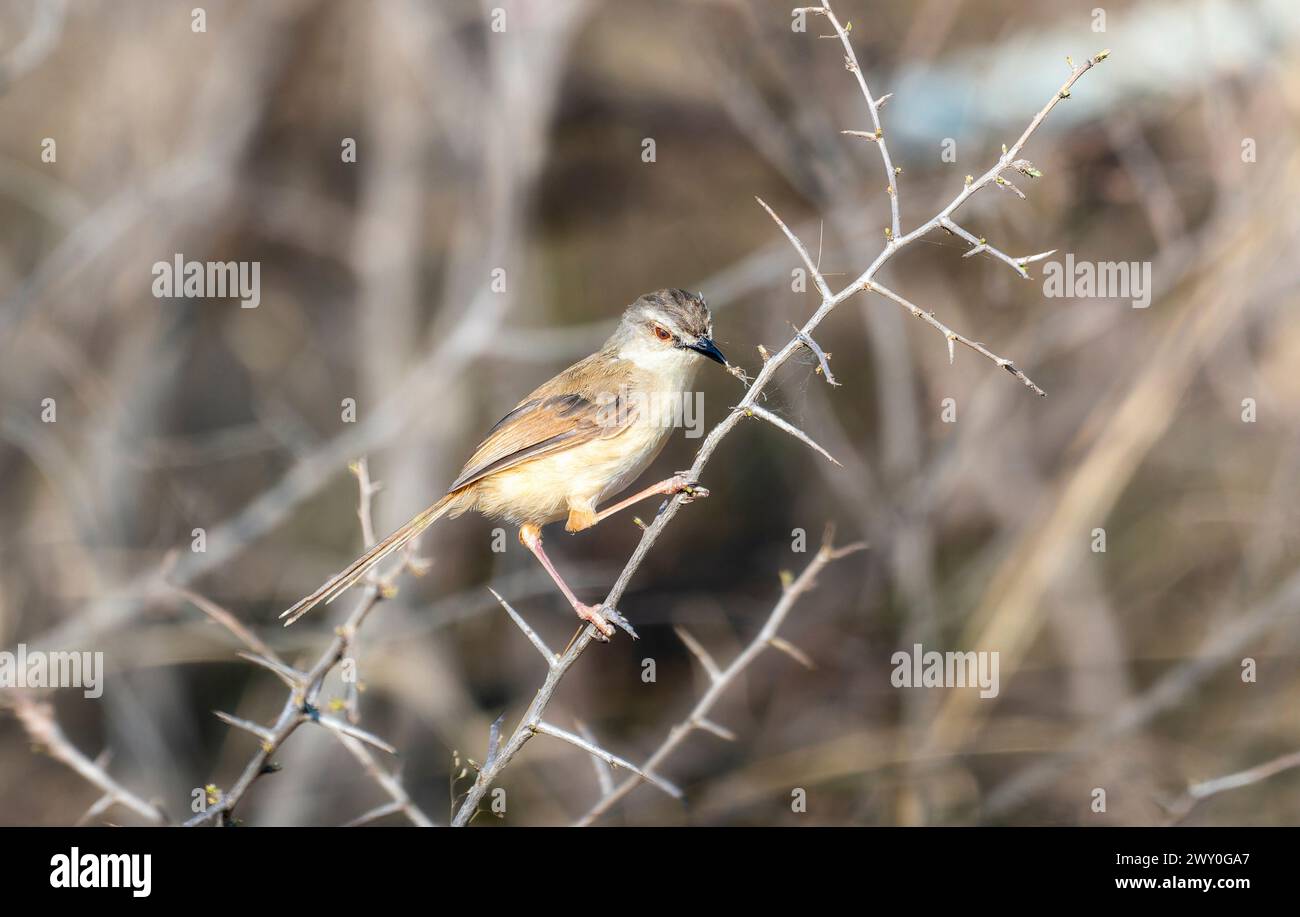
[76,791,118,827]
[335,732,435,827]
[172,584,282,664]
[941,218,1051,280]
[576,721,616,796]
[867,283,1046,396]
[184,458,425,826]
[674,625,723,683]
[795,330,839,386]
[575,533,865,825]
[744,404,843,465]
[213,710,276,744]
[533,721,682,800]
[345,800,405,827]
[755,196,833,300]
[490,587,556,664]
[352,458,383,549]
[768,636,816,669]
[11,696,166,825]
[236,651,304,689]
[1164,749,1300,823]
[802,1,902,238]
[484,713,507,772]
[694,718,737,742]
[312,712,398,756]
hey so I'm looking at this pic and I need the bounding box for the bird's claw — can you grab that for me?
[669,472,709,503]
[601,605,639,640]
[574,603,637,641]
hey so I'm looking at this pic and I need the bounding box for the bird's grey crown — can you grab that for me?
[630,288,712,339]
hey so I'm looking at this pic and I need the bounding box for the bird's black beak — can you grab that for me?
[687,337,728,366]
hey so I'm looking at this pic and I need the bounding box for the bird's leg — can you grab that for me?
[570,473,709,532]
[518,523,617,639]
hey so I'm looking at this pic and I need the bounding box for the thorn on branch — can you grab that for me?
[693,718,737,742]
[172,585,281,663]
[867,283,1046,396]
[743,404,842,466]
[768,636,816,669]
[237,651,305,689]
[312,712,398,756]
[600,606,639,640]
[346,800,405,827]
[755,196,833,300]
[675,625,723,684]
[534,721,682,800]
[941,218,1033,279]
[484,712,507,771]
[576,721,617,796]
[489,587,557,666]
[994,176,1026,200]
[796,330,840,386]
[214,710,276,745]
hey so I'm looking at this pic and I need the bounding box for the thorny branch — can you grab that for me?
[805,1,1104,396]
[450,2,1104,825]
[576,531,866,825]
[184,459,433,826]
[532,721,683,800]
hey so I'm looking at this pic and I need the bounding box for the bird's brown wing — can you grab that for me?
[447,355,638,493]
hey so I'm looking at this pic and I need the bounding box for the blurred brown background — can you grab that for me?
[1,0,1298,826]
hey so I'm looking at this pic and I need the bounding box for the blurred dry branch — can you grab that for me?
[1165,748,1300,824]
[184,460,432,827]
[9,695,166,826]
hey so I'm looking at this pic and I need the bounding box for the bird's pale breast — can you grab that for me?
[468,406,675,526]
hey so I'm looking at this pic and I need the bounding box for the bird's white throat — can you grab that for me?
[616,339,701,389]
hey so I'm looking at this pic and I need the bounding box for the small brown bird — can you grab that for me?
[281,289,729,638]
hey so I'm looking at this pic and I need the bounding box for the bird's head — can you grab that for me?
[615,288,727,369]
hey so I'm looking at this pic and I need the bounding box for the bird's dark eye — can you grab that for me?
[653,325,672,342]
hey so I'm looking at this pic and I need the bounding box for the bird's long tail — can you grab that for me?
[280,493,455,626]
